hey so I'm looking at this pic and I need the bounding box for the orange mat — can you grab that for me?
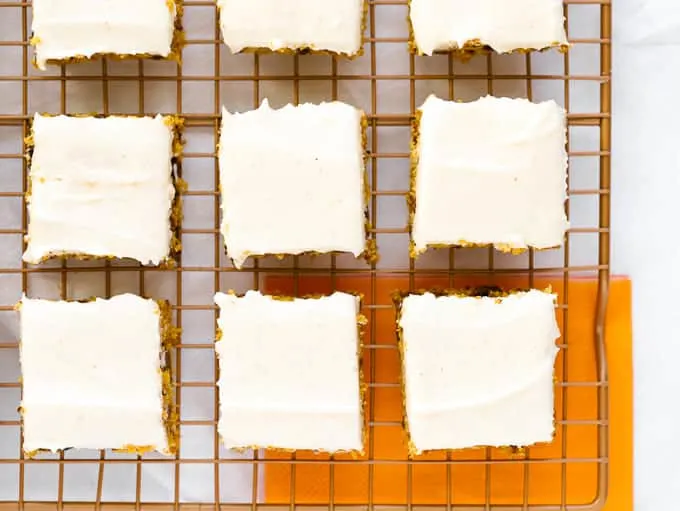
[262,275,632,510]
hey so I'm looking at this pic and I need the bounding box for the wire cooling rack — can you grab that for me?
[0,0,611,510]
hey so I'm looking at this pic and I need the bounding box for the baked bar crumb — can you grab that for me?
[396,289,560,454]
[215,291,365,453]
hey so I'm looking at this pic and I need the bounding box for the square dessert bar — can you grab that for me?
[31,0,180,70]
[23,114,180,266]
[409,0,568,56]
[411,95,568,255]
[398,290,560,453]
[19,294,176,454]
[219,100,367,269]
[215,291,364,453]
[218,0,365,57]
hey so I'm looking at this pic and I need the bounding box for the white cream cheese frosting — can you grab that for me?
[215,291,364,452]
[219,100,366,269]
[399,290,560,453]
[218,0,364,56]
[409,0,568,56]
[31,0,177,70]
[412,95,568,254]
[19,294,170,454]
[23,114,176,266]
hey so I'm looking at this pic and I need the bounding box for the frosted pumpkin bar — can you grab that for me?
[411,95,568,255]
[409,0,568,56]
[218,0,365,57]
[215,291,364,453]
[23,114,180,266]
[19,294,176,455]
[31,0,181,70]
[219,100,367,269]
[397,289,560,453]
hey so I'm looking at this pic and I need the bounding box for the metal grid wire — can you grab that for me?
[0,0,611,509]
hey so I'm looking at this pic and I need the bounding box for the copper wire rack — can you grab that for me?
[0,0,611,510]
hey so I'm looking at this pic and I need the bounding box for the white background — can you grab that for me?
[613,0,680,507]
